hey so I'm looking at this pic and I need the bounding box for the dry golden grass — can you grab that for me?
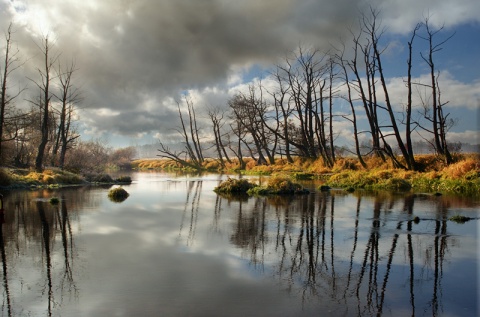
[442,157,479,179]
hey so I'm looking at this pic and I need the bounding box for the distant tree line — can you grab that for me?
[0,23,136,173]
[159,9,457,171]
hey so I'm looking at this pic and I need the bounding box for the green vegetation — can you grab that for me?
[0,168,133,189]
[115,176,132,184]
[449,215,472,224]
[49,197,60,205]
[214,178,257,194]
[247,177,309,196]
[214,176,309,196]
[136,154,480,196]
[108,187,129,202]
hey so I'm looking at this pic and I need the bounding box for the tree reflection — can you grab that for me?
[178,180,202,246]
[37,200,54,316]
[0,199,12,317]
[214,190,471,316]
[0,188,87,316]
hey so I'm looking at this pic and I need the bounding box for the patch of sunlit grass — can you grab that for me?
[214,178,257,194]
[441,157,479,179]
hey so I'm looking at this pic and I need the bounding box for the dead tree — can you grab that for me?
[52,59,82,169]
[158,97,204,169]
[418,18,454,164]
[0,23,25,161]
[30,35,59,172]
[335,46,366,168]
[207,106,231,167]
[363,8,412,169]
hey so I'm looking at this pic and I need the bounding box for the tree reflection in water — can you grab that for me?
[211,186,473,316]
[0,188,88,316]
[0,178,477,316]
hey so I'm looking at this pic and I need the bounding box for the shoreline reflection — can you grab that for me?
[0,175,477,316]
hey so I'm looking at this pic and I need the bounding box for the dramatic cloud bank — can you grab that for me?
[1,0,479,146]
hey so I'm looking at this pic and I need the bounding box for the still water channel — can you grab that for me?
[0,172,478,316]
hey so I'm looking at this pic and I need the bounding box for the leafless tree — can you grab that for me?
[418,17,454,164]
[362,8,414,169]
[0,23,25,161]
[207,106,231,168]
[157,97,205,169]
[404,23,422,170]
[277,47,335,166]
[335,44,367,168]
[51,59,82,169]
[29,35,59,172]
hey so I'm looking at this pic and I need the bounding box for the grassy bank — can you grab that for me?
[0,168,132,190]
[132,154,480,195]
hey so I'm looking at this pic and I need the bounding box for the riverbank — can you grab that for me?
[0,154,478,195]
[0,168,132,190]
[132,154,480,195]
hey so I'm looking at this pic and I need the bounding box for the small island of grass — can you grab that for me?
[108,187,130,202]
[214,176,309,196]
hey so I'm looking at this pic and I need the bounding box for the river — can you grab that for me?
[0,171,478,316]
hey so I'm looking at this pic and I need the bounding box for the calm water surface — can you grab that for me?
[0,172,478,316]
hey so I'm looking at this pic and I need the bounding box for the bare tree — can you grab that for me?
[51,59,82,169]
[228,84,277,165]
[157,97,204,169]
[362,8,413,169]
[30,35,59,172]
[418,17,454,164]
[207,106,231,168]
[335,44,366,168]
[0,23,25,161]
[269,67,294,163]
[277,47,335,166]
[404,23,422,170]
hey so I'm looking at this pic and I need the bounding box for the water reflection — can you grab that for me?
[0,174,478,316]
[213,188,478,316]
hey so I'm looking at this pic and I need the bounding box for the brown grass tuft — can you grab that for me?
[442,158,480,179]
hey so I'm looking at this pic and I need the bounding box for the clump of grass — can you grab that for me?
[291,172,315,180]
[85,173,114,183]
[332,158,359,172]
[49,197,60,205]
[442,158,479,179]
[384,178,412,191]
[449,215,471,224]
[214,178,257,194]
[248,176,309,195]
[108,187,129,202]
[115,176,132,184]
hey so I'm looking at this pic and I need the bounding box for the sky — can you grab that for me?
[0,0,479,151]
